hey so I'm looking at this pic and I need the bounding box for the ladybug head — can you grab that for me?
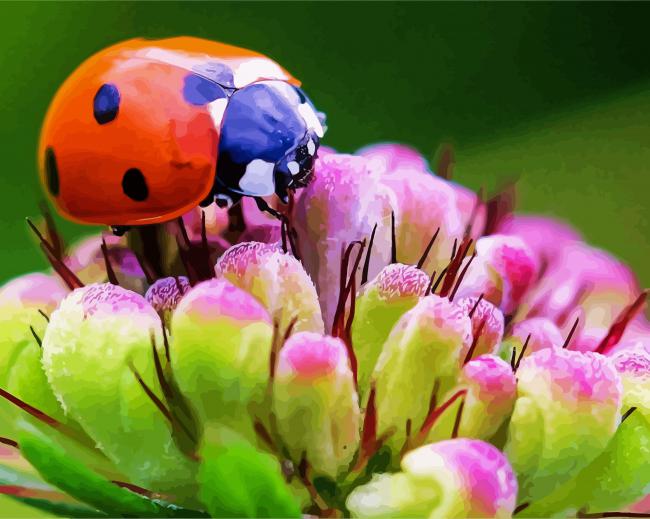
[39,59,218,226]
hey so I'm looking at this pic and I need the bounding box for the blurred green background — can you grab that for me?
[1,0,649,290]
[1,1,650,516]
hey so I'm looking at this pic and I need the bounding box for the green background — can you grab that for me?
[2,2,650,287]
[1,2,650,516]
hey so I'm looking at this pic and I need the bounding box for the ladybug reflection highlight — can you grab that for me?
[39,37,325,231]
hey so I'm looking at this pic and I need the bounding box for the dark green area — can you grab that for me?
[1,1,649,284]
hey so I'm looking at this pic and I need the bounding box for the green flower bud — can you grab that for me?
[171,278,274,435]
[42,283,196,496]
[273,332,360,478]
[505,348,622,501]
[372,295,472,454]
[351,263,430,397]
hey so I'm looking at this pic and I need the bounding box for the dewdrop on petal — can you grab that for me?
[347,439,517,518]
[505,348,622,501]
[171,278,274,432]
[352,263,430,396]
[145,276,190,326]
[273,332,360,478]
[41,283,196,496]
[456,296,505,357]
[215,241,324,336]
[372,295,472,453]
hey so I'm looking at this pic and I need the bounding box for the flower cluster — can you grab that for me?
[0,144,648,518]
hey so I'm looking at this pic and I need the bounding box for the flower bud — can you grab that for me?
[42,283,196,495]
[145,276,190,326]
[505,348,622,501]
[609,345,650,417]
[65,234,147,293]
[428,355,516,442]
[373,295,472,452]
[171,279,274,430]
[273,332,360,477]
[0,274,68,434]
[475,235,538,315]
[215,241,324,336]
[294,154,396,330]
[351,263,430,395]
[456,296,505,357]
[347,439,517,518]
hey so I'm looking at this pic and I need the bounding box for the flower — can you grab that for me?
[1,143,648,518]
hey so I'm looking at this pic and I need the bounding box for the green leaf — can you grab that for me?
[17,424,207,517]
[198,426,301,518]
[522,411,650,517]
[0,463,105,517]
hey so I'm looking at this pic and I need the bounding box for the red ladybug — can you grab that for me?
[39,37,325,233]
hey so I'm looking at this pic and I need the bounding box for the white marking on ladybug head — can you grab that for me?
[239,159,276,195]
[233,59,288,88]
[207,98,228,129]
[288,161,300,176]
[298,103,324,138]
[307,139,316,156]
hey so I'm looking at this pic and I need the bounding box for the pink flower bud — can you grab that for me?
[144,276,190,326]
[274,332,360,477]
[456,296,505,357]
[508,317,564,357]
[294,154,396,330]
[610,345,650,416]
[215,241,324,335]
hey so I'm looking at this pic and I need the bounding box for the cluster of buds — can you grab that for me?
[0,143,648,518]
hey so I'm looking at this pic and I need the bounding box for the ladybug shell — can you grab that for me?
[39,37,299,226]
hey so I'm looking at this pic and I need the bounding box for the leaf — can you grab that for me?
[198,426,301,518]
[522,411,650,517]
[1,463,106,517]
[18,424,207,517]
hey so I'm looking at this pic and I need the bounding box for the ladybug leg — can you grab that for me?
[254,197,283,219]
[273,169,292,205]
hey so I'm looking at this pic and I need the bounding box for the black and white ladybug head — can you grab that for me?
[214,80,326,205]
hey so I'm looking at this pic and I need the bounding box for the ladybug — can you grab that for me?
[39,37,325,234]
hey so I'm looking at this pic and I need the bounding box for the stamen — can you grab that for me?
[451,396,466,439]
[417,389,467,443]
[430,267,448,295]
[510,346,517,371]
[464,318,487,364]
[621,407,637,423]
[111,480,160,500]
[29,326,42,348]
[39,202,64,260]
[361,223,378,285]
[0,437,18,448]
[483,181,516,236]
[562,317,580,349]
[596,290,648,354]
[464,187,484,239]
[390,211,397,264]
[38,309,50,322]
[426,270,437,295]
[468,294,485,318]
[515,334,532,370]
[133,252,156,285]
[128,362,174,424]
[27,218,83,290]
[100,238,119,286]
[439,237,473,298]
[449,251,477,302]
[0,387,61,428]
[513,503,530,516]
[416,227,441,270]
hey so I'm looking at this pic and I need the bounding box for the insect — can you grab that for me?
[39,37,326,235]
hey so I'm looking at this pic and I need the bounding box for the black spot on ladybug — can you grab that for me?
[121,168,148,201]
[93,84,120,125]
[183,73,227,106]
[44,147,59,196]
